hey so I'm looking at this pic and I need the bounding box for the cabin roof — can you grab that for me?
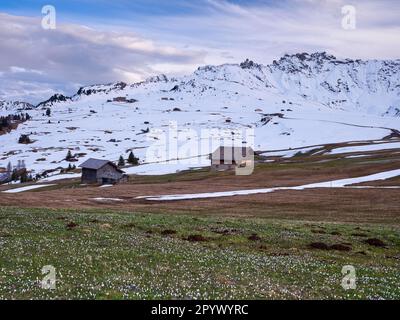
[79,158,124,173]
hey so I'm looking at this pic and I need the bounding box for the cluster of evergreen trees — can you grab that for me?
[13,169,34,183]
[118,151,140,167]
[0,113,31,132]
[60,163,76,174]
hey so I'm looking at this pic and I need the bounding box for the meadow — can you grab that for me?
[0,207,399,299]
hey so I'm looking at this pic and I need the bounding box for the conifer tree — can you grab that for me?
[118,155,125,167]
[127,151,139,165]
[66,150,73,161]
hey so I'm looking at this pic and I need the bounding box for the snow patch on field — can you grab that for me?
[124,160,207,175]
[140,169,400,201]
[39,173,81,182]
[2,184,56,193]
[329,142,400,155]
[261,146,323,158]
[91,197,124,202]
[297,169,400,188]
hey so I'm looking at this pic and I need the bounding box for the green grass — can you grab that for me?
[0,207,399,300]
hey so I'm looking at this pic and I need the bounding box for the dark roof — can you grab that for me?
[79,158,124,173]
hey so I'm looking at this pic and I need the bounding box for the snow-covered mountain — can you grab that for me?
[1,52,399,177]
[36,94,72,109]
[0,100,34,111]
[34,52,400,116]
[267,52,400,116]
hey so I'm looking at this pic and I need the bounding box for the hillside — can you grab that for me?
[0,52,399,178]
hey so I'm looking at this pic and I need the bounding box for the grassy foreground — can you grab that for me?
[0,207,399,300]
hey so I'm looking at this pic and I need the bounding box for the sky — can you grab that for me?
[0,0,399,104]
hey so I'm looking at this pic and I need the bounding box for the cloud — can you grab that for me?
[10,66,44,75]
[0,13,205,103]
[126,0,400,65]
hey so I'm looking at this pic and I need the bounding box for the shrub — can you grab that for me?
[66,150,73,161]
[127,151,139,166]
[18,134,31,144]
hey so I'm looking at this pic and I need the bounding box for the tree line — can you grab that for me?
[0,113,31,133]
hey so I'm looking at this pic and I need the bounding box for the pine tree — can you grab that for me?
[66,150,73,161]
[6,162,12,174]
[46,108,51,117]
[118,155,125,167]
[127,151,139,166]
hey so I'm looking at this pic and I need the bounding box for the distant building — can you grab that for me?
[113,96,127,102]
[211,146,254,171]
[79,158,127,185]
[112,97,137,103]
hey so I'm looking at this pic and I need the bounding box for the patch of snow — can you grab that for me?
[261,146,323,158]
[124,160,208,175]
[329,142,400,155]
[139,169,400,201]
[90,197,124,202]
[39,173,81,182]
[2,184,56,193]
[345,154,369,159]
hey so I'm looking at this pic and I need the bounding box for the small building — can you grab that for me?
[113,96,127,102]
[112,96,137,103]
[211,146,255,171]
[79,158,127,185]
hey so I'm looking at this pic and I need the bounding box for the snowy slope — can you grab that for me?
[0,52,399,177]
[0,100,34,111]
[266,52,400,116]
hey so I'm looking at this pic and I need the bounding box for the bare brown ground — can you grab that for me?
[1,150,399,225]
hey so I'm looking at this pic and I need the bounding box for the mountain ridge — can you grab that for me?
[28,51,400,117]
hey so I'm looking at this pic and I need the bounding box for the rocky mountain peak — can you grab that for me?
[145,74,168,84]
[76,82,127,97]
[36,94,71,109]
[240,59,262,70]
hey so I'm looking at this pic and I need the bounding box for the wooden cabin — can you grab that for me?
[79,158,126,185]
[211,146,254,171]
